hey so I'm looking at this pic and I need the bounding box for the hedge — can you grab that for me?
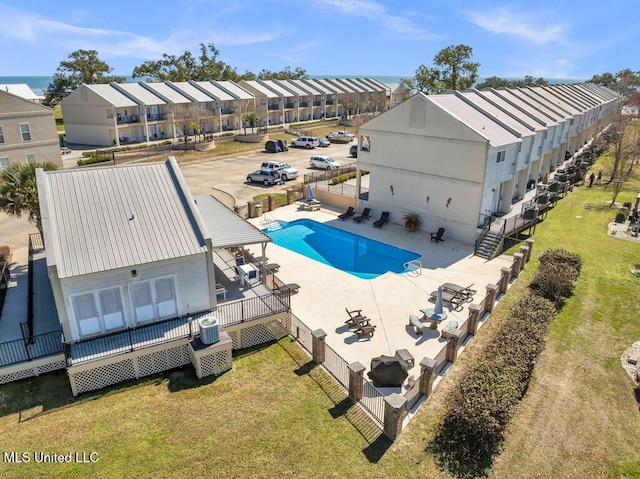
[432,248,581,477]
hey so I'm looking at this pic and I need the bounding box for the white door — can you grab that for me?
[99,288,125,330]
[72,293,100,336]
[155,277,177,318]
[130,282,156,323]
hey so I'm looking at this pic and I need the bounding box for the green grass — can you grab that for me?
[2,165,639,479]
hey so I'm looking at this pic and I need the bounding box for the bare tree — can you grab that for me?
[171,104,194,144]
[605,109,640,205]
[192,104,216,142]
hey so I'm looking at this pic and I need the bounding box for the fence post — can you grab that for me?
[312,329,326,365]
[513,252,524,276]
[499,266,511,295]
[286,189,296,205]
[419,357,437,399]
[383,393,406,441]
[519,246,529,271]
[485,283,499,313]
[348,361,366,401]
[445,329,462,363]
[525,239,534,261]
[467,304,482,335]
[247,201,255,218]
[268,195,276,212]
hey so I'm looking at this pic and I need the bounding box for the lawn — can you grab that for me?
[2,168,639,479]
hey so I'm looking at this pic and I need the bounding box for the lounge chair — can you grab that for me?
[345,307,367,326]
[430,227,445,242]
[352,207,371,223]
[441,282,476,301]
[355,323,376,339]
[429,289,464,311]
[373,211,390,228]
[338,206,355,220]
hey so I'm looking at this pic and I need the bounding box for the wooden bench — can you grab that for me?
[356,324,376,339]
[277,283,300,294]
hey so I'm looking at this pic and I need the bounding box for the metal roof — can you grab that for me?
[142,82,193,103]
[85,84,138,107]
[170,81,215,102]
[459,91,537,136]
[309,79,339,94]
[259,80,294,97]
[115,82,167,106]
[38,158,209,278]
[242,80,279,98]
[498,88,563,123]
[214,81,254,100]
[191,81,235,101]
[285,79,320,95]
[0,83,40,100]
[194,195,272,249]
[275,80,309,96]
[429,93,521,148]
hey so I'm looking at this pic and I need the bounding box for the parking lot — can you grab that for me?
[179,141,354,204]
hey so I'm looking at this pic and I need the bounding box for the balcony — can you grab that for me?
[113,115,140,124]
[146,113,167,121]
[267,104,280,111]
[284,102,295,109]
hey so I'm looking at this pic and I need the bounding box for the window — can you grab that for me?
[0,126,4,143]
[129,276,177,324]
[19,123,31,142]
[25,154,35,163]
[0,158,8,170]
[71,287,125,337]
[360,135,371,151]
[496,151,506,163]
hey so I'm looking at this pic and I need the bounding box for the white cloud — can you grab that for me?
[466,6,567,45]
[315,0,433,39]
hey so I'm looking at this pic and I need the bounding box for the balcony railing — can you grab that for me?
[63,290,290,366]
[146,113,167,121]
[112,115,140,124]
[284,103,295,109]
[0,329,63,367]
[267,104,280,110]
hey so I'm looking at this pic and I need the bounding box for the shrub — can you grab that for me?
[623,201,632,209]
[615,211,627,223]
[432,295,556,476]
[538,248,582,280]
[77,156,111,166]
[529,262,575,308]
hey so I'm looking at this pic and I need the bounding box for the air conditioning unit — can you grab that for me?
[199,316,220,345]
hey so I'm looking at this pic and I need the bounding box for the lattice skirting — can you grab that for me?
[0,355,66,385]
[68,341,191,396]
[227,317,291,350]
[188,331,233,379]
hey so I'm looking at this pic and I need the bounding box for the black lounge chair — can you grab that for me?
[338,206,355,220]
[430,227,445,242]
[373,211,390,228]
[353,207,371,223]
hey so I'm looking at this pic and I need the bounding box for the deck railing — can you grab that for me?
[0,329,63,367]
[65,290,290,366]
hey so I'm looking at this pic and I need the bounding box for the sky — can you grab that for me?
[0,0,638,80]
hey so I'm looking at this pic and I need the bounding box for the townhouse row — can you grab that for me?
[354,83,621,243]
[61,78,390,147]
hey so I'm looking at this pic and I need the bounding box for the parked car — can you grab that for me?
[309,156,341,170]
[260,161,299,181]
[290,136,319,149]
[264,139,288,153]
[327,131,355,141]
[314,137,331,147]
[350,144,358,158]
[246,169,280,186]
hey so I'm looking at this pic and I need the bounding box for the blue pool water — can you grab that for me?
[263,219,420,279]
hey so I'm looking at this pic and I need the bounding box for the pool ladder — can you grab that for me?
[261,213,281,231]
[403,260,422,276]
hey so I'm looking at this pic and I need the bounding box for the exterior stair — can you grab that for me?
[475,231,503,259]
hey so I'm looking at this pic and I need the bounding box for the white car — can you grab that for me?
[309,156,341,170]
[327,131,355,141]
[290,136,319,149]
[260,161,299,181]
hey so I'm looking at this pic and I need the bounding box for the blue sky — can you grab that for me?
[0,0,637,80]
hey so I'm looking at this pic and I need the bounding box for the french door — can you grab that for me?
[129,276,177,324]
[72,287,125,337]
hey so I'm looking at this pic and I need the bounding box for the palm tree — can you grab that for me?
[0,161,58,237]
[245,112,259,134]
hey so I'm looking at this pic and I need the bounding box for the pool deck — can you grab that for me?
[247,205,514,382]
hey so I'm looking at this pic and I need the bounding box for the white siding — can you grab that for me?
[60,253,211,340]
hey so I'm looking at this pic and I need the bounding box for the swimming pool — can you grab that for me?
[263,219,420,279]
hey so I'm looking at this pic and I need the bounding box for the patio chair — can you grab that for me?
[430,227,445,242]
[429,289,464,311]
[355,323,376,339]
[338,206,355,220]
[373,211,390,228]
[441,282,476,301]
[353,207,371,223]
[345,307,366,326]
[441,320,459,339]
